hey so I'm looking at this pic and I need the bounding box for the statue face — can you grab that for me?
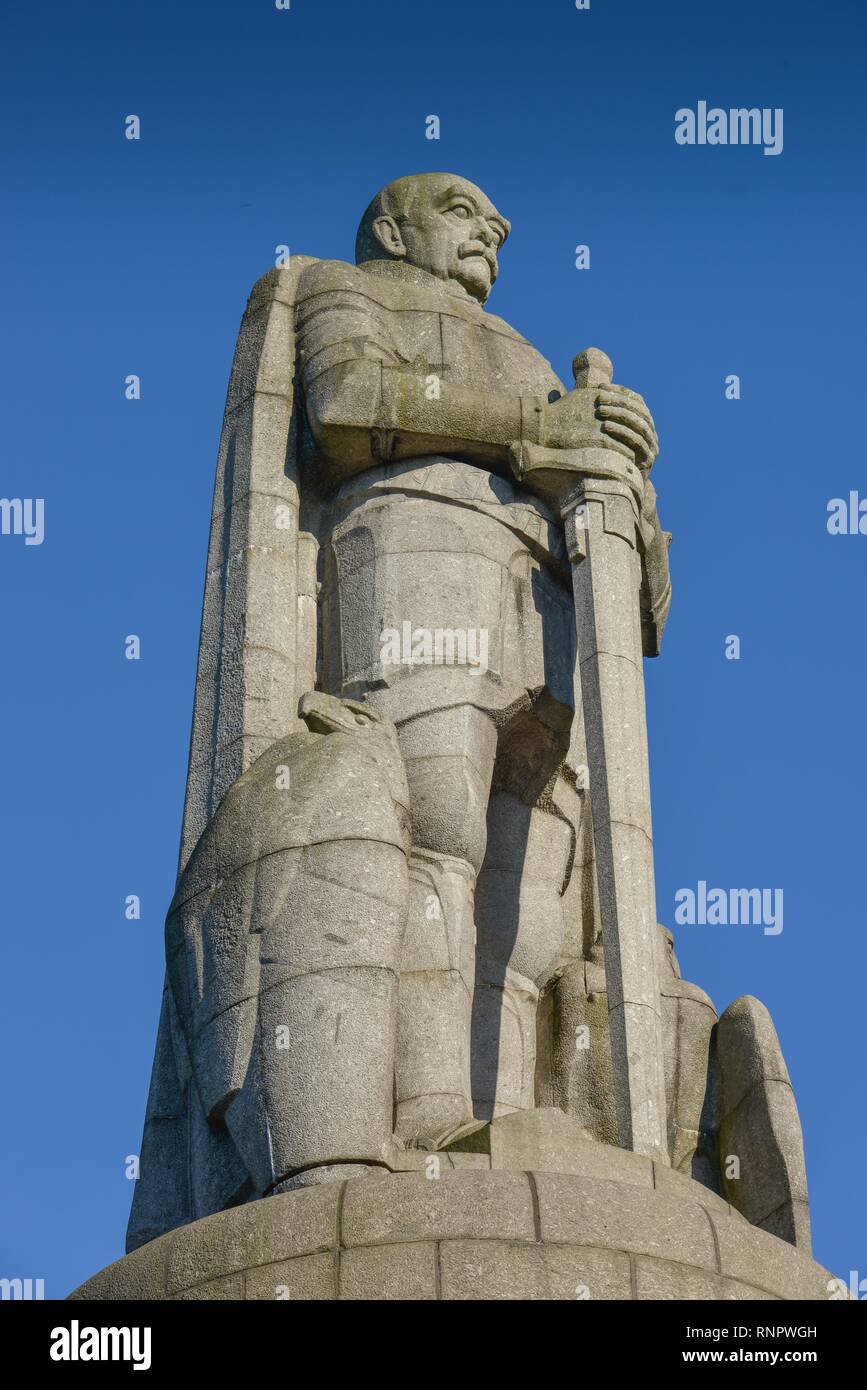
[373,174,510,304]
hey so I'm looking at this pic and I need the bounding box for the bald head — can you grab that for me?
[355,173,510,305]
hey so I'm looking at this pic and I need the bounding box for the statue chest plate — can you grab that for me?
[437,311,563,398]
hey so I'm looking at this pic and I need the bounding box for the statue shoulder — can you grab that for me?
[242,256,371,316]
[296,257,375,301]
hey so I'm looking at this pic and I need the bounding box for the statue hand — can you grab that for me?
[542,381,658,472]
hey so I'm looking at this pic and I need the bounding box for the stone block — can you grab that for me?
[339,1242,437,1300]
[166,1183,338,1294]
[75,1172,840,1301]
[533,1171,717,1270]
[341,1170,536,1248]
[487,1109,654,1190]
[69,1236,169,1301]
[709,1208,830,1301]
[635,1254,780,1301]
[247,1253,337,1301]
[172,1274,245,1300]
[439,1240,631,1301]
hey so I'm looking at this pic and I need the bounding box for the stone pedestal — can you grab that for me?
[71,1121,838,1301]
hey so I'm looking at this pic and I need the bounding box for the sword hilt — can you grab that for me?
[572,346,613,390]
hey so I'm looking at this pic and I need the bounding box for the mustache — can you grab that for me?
[457,241,497,276]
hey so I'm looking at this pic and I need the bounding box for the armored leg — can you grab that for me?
[225,834,409,1192]
[474,790,575,1119]
[392,704,498,1148]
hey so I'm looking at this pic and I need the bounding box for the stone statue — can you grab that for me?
[127,173,811,1262]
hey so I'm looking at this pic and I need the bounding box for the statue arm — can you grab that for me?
[296,282,532,479]
[303,355,527,476]
[296,277,661,501]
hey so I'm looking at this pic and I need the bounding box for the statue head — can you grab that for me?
[355,173,510,305]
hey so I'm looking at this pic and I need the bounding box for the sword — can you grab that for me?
[514,348,669,1164]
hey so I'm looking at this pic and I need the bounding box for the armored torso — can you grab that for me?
[295,257,566,420]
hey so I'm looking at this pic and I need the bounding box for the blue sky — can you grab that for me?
[1,0,864,1296]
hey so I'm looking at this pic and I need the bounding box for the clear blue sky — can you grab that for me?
[1,0,864,1297]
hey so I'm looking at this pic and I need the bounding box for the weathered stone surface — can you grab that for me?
[341,1170,536,1249]
[533,1171,717,1269]
[128,694,411,1250]
[339,1243,437,1301]
[439,1240,632,1301]
[717,996,811,1251]
[634,1256,779,1302]
[488,1108,652,1186]
[247,1254,336,1301]
[390,1148,492,1173]
[66,1237,170,1302]
[73,1171,839,1302]
[709,1207,829,1301]
[652,1159,731,1218]
[172,1275,245,1301]
[165,1182,338,1294]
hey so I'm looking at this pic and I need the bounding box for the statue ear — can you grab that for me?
[371,214,406,259]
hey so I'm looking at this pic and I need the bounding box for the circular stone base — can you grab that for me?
[70,1166,837,1301]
